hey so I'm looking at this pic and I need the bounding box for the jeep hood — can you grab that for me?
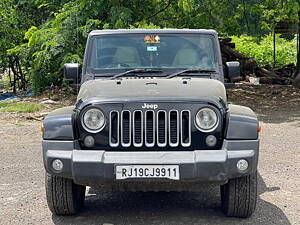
[77,78,226,103]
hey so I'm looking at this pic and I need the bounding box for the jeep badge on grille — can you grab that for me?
[142,103,158,110]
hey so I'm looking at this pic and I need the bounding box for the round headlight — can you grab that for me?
[82,108,105,133]
[195,108,218,132]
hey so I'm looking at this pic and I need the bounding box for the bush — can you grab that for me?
[231,35,297,68]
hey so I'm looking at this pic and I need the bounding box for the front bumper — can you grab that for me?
[43,140,259,188]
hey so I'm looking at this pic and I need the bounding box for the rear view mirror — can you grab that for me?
[64,63,81,83]
[226,61,240,82]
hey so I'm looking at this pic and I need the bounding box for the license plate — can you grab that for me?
[116,165,179,180]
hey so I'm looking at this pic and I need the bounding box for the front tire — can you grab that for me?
[45,172,86,215]
[221,172,257,218]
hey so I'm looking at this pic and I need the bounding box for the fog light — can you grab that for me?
[206,135,217,147]
[84,136,95,147]
[237,159,248,171]
[52,159,63,171]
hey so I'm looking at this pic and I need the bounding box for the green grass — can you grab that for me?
[0,101,44,113]
[15,123,25,127]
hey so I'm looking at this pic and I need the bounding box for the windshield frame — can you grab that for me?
[83,32,221,77]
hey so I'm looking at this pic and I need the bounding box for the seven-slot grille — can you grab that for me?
[109,110,191,148]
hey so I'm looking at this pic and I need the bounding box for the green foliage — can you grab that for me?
[0,101,44,112]
[24,26,66,93]
[231,35,297,68]
[0,0,299,92]
[0,74,11,89]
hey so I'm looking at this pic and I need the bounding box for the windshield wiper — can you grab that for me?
[111,69,163,80]
[167,69,216,79]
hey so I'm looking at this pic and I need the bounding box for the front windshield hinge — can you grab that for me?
[218,97,228,111]
[75,98,83,111]
[83,74,94,82]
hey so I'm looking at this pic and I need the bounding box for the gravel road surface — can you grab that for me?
[0,87,299,225]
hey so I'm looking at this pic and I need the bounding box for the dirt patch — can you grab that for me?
[227,84,300,123]
[0,87,77,122]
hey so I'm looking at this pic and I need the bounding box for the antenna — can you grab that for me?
[76,7,79,94]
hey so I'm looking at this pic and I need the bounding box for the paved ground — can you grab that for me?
[0,86,300,225]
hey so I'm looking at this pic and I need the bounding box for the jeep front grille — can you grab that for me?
[109,110,191,148]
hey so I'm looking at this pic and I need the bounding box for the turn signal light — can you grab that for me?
[258,124,262,133]
[41,124,45,133]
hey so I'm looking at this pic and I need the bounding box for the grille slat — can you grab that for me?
[181,111,191,147]
[133,111,143,147]
[109,111,119,147]
[145,111,155,147]
[121,111,131,147]
[169,111,179,147]
[109,109,191,148]
[157,111,167,147]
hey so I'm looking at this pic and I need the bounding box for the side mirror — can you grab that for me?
[64,63,81,83]
[226,61,240,82]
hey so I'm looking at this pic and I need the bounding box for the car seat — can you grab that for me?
[172,48,200,68]
[113,46,141,67]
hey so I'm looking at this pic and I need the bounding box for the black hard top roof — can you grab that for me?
[89,29,218,37]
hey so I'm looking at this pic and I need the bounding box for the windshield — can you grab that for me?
[86,34,218,74]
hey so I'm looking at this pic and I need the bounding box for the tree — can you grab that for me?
[1,0,299,93]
